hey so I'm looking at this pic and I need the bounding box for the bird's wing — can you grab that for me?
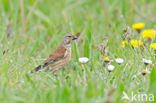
[43,45,67,67]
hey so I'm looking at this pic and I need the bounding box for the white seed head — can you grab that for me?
[107,65,115,72]
[142,58,152,64]
[115,58,124,64]
[79,57,89,64]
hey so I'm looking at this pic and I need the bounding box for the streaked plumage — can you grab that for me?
[31,34,77,73]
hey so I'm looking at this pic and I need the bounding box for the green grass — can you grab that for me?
[0,0,156,103]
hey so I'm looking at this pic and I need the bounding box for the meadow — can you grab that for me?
[0,0,156,103]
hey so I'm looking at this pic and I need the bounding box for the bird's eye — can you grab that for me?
[67,36,71,37]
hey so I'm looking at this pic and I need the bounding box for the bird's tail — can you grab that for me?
[31,65,43,73]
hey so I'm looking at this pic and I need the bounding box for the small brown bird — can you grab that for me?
[32,34,78,73]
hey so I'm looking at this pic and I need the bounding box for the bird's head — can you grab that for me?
[61,34,78,48]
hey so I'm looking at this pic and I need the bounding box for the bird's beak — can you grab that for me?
[72,36,78,40]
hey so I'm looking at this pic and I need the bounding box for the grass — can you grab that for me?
[0,0,156,103]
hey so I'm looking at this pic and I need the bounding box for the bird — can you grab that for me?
[31,34,78,73]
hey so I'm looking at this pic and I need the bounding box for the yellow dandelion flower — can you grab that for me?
[131,40,138,48]
[121,45,125,48]
[138,41,143,47]
[104,57,110,61]
[121,41,128,48]
[141,29,156,39]
[132,22,145,30]
[150,43,156,50]
[130,40,144,48]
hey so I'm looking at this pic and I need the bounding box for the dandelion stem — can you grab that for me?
[81,64,87,84]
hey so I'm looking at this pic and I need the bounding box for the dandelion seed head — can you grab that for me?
[79,57,89,64]
[115,58,124,64]
[142,58,152,65]
[107,65,115,72]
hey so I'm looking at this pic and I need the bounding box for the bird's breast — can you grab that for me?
[65,47,71,61]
